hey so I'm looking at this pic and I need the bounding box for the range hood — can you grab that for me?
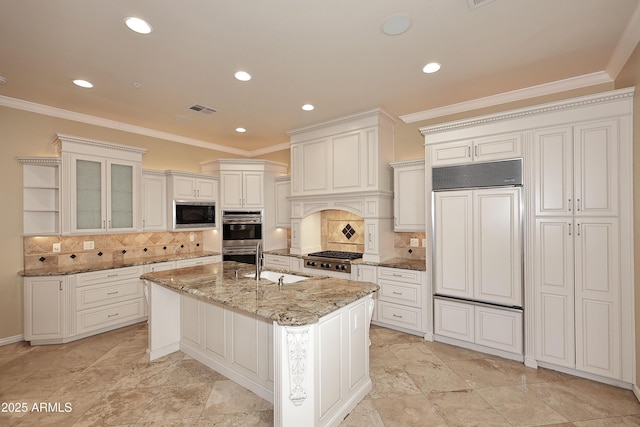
[287,109,396,263]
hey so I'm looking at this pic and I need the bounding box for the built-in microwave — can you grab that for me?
[173,200,216,229]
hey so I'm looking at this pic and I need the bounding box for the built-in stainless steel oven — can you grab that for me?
[222,211,262,263]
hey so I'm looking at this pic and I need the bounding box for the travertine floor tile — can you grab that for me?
[405,361,469,393]
[445,358,515,388]
[368,365,421,398]
[200,379,267,417]
[374,394,448,427]
[137,383,213,422]
[339,397,385,427]
[428,389,511,426]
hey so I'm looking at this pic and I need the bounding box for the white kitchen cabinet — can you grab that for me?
[434,298,523,355]
[263,254,290,270]
[533,120,619,217]
[175,255,220,268]
[430,133,522,167]
[390,159,425,232]
[19,157,61,235]
[142,170,167,231]
[167,172,217,201]
[274,176,291,227]
[289,257,304,273]
[24,276,67,341]
[56,135,145,235]
[219,171,263,209]
[434,188,521,307]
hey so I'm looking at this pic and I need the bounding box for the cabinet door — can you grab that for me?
[196,178,217,199]
[533,126,573,216]
[24,277,65,340]
[393,164,425,231]
[473,188,522,307]
[574,119,619,217]
[473,133,522,162]
[431,141,472,166]
[74,156,105,233]
[220,172,244,208]
[534,218,575,368]
[275,179,291,227]
[242,172,263,208]
[142,173,166,231]
[108,161,135,230]
[434,191,473,299]
[474,305,523,354]
[173,176,197,199]
[574,218,620,379]
[434,298,474,343]
[354,265,377,283]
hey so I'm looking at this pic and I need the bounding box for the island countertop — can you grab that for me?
[141,261,379,327]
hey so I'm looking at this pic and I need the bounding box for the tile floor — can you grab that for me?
[1,323,640,426]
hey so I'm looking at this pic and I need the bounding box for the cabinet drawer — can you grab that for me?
[76,299,145,334]
[377,301,421,331]
[263,254,290,270]
[434,298,474,343]
[378,279,421,307]
[377,267,422,284]
[76,266,144,287]
[76,280,143,310]
[176,256,218,268]
[475,305,523,354]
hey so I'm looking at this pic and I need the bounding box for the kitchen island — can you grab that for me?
[141,261,378,427]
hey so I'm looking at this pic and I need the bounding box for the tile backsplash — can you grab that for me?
[24,231,204,270]
[394,232,426,259]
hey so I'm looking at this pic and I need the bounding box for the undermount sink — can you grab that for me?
[245,270,308,284]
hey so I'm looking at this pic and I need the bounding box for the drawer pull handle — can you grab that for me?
[107,291,119,295]
[392,273,402,277]
[107,313,119,318]
[392,314,403,319]
[107,274,118,278]
[392,291,403,295]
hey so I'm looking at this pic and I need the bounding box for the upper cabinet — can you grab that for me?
[19,157,61,235]
[142,169,167,231]
[390,159,425,232]
[274,176,291,228]
[201,159,287,210]
[430,133,522,167]
[168,172,217,201]
[288,109,394,197]
[55,134,145,235]
[533,120,619,217]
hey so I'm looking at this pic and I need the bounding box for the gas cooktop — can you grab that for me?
[306,251,363,260]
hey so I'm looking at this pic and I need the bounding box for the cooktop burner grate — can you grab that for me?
[306,251,363,260]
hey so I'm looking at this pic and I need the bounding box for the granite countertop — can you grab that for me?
[19,251,221,277]
[141,260,379,327]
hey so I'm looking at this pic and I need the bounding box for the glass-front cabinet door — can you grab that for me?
[109,162,134,230]
[74,157,105,233]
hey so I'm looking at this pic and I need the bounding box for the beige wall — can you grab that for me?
[614,41,640,389]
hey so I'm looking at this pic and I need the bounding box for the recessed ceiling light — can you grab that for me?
[125,17,153,34]
[72,79,93,88]
[301,104,315,111]
[235,127,246,133]
[422,62,441,74]
[234,71,251,81]
[382,14,412,36]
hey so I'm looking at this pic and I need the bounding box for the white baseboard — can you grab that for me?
[0,334,24,346]
[633,384,640,403]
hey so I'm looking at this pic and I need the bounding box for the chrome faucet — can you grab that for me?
[255,241,263,281]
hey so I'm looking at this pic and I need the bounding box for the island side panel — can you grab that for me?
[148,282,181,360]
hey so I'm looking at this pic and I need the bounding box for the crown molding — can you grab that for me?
[419,87,634,135]
[389,159,424,168]
[287,108,395,137]
[54,133,148,154]
[16,156,61,165]
[606,2,640,79]
[0,95,267,157]
[400,71,613,124]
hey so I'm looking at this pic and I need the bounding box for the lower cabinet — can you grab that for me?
[263,254,305,273]
[175,255,221,268]
[434,297,523,356]
[24,276,68,341]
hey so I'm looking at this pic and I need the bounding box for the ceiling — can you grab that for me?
[1,0,639,155]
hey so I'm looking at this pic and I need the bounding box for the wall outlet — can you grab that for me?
[410,238,419,247]
[52,243,61,253]
[83,241,94,250]
[422,239,426,247]
[189,234,195,242]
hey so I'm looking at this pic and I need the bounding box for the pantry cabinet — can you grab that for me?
[390,159,425,232]
[430,132,522,167]
[220,171,263,209]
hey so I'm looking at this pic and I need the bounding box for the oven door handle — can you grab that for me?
[223,246,258,255]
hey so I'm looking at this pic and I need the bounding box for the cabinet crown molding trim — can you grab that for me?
[390,159,425,168]
[17,156,61,165]
[53,133,147,155]
[419,87,634,136]
[165,169,218,179]
[288,108,395,141]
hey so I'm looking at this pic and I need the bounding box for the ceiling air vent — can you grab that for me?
[188,104,217,115]
[468,0,495,10]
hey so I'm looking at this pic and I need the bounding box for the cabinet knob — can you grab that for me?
[568,199,572,212]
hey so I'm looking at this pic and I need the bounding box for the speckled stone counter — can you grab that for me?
[353,257,426,271]
[141,260,379,326]
[19,252,221,277]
